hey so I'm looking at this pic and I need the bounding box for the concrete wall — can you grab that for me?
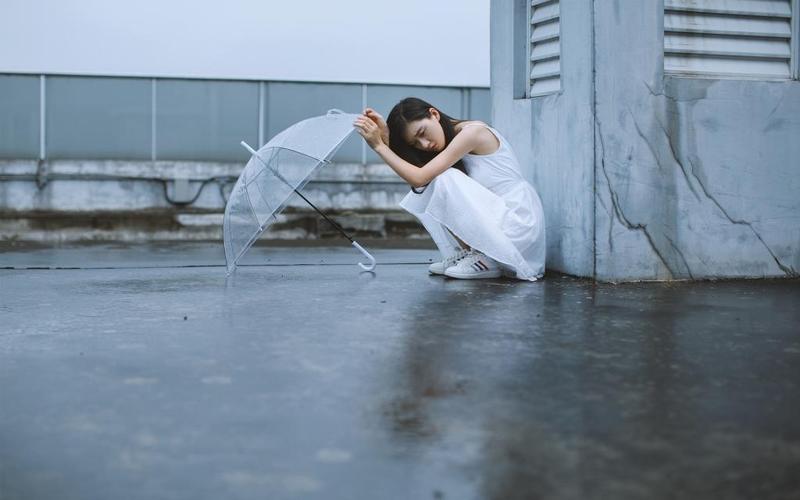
[0,159,418,242]
[491,0,596,277]
[593,1,799,281]
[491,0,800,281]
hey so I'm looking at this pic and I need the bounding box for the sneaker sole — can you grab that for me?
[444,269,502,279]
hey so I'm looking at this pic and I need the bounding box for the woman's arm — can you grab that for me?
[354,115,481,188]
[373,129,478,187]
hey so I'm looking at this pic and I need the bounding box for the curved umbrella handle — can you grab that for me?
[351,241,376,271]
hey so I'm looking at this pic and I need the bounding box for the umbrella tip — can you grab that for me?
[240,141,257,156]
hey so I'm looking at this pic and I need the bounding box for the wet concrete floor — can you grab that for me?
[1,243,799,500]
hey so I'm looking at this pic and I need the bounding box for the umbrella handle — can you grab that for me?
[351,241,376,271]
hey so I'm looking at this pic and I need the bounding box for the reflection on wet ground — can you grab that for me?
[1,245,799,499]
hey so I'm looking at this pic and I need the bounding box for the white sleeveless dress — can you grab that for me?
[399,123,546,281]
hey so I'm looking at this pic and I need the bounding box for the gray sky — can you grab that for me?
[0,0,489,86]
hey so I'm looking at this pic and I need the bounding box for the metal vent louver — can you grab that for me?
[664,0,793,78]
[530,0,561,96]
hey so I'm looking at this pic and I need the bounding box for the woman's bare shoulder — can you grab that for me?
[457,120,490,130]
[457,121,499,155]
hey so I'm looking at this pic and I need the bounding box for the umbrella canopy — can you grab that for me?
[223,109,365,273]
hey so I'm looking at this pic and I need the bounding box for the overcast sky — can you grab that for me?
[0,0,490,87]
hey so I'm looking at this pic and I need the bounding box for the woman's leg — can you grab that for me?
[399,168,537,278]
[447,228,470,250]
[413,212,463,258]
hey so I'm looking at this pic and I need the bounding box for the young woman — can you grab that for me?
[353,97,545,281]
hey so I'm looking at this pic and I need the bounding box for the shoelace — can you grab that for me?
[457,250,493,271]
[443,248,471,267]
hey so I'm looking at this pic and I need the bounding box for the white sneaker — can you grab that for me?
[444,250,502,279]
[428,248,470,275]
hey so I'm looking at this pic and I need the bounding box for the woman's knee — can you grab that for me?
[432,168,467,188]
[438,168,465,180]
[421,168,471,199]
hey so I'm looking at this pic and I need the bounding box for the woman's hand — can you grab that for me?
[363,108,389,145]
[353,114,385,150]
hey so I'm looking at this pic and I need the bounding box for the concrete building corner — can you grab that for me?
[491,0,800,282]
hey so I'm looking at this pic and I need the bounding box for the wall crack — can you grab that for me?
[596,118,675,278]
[642,80,705,103]
[642,80,796,278]
[686,157,797,276]
[664,234,694,279]
[651,114,703,202]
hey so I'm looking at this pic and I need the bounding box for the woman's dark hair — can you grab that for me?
[386,97,467,191]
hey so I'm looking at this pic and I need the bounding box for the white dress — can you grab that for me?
[399,123,546,281]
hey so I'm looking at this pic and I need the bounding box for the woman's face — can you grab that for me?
[403,108,445,153]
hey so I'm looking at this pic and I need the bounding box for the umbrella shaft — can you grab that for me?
[241,141,354,243]
[291,187,354,243]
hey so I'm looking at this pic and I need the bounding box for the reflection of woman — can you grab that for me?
[375,280,549,498]
[378,281,521,442]
[354,97,545,281]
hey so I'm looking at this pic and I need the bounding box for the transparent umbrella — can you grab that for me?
[223,109,376,274]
